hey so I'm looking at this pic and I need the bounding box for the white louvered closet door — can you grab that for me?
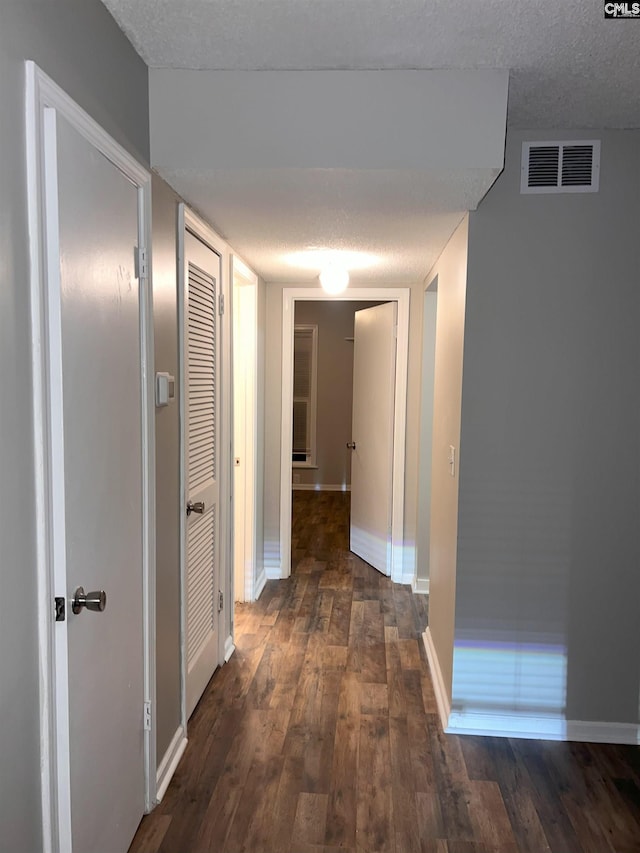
[184,230,221,718]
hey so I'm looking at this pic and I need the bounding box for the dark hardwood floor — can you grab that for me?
[130,491,640,852]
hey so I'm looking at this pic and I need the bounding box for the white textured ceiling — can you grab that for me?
[161,168,493,282]
[102,0,640,129]
[101,0,640,281]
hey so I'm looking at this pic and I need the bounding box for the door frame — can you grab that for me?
[26,62,156,852]
[232,256,260,601]
[177,205,234,733]
[280,287,410,582]
[414,277,438,595]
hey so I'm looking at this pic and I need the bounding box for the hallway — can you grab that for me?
[130,492,640,853]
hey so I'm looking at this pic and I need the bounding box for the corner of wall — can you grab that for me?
[254,567,267,600]
[423,215,469,712]
[412,576,429,595]
[422,628,451,731]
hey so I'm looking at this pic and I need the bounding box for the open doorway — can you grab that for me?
[291,300,380,492]
[293,299,401,578]
[280,287,411,583]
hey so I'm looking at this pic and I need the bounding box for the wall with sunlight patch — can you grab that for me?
[452,128,640,734]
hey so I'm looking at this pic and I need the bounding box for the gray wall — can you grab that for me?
[293,301,380,488]
[0,2,148,849]
[454,129,640,724]
[151,173,182,761]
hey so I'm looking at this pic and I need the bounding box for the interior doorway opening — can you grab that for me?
[280,287,411,584]
[291,300,382,494]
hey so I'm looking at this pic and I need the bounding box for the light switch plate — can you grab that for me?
[155,372,175,407]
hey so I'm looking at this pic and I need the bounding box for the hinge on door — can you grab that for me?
[394,324,398,339]
[219,293,225,316]
[135,246,148,281]
[218,590,224,612]
[143,701,152,731]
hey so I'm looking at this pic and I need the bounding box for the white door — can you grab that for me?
[349,302,397,575]
[233,278,246,602]
[55,113,145,851]
[232,271,258,603]
[184,230,221,718]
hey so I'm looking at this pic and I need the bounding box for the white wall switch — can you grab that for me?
[155,372,175,407]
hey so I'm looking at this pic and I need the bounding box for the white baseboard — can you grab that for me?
[390,545,416,587]
[265,564,282,580]
[254,567,266,600]
[565,719,640,744]
[445,711,640,744]
[224,634,235,663]
[422,628,451,731]
[412,576,429,595]
[446,710,566,740]
[292,483,352,492]
[156,726,187,803]
[397,569,416,585]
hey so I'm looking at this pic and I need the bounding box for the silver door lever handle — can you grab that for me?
[186,500,205,516]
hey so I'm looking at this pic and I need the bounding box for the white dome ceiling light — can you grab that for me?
[319,266,349,295]
[284,248,379,295]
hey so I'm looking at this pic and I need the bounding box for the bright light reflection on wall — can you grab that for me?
[451,469,571,735]
[284,248,380,273]
[452,639,567,718]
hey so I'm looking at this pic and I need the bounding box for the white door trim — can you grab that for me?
[26,61,156,852]
[280,287,410,583]
[232,256,259,601]
[178,205,233,728]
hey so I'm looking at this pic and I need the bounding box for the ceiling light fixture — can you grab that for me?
[319,266,349,295]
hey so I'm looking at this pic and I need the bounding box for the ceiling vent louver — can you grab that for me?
[521,141,600,194]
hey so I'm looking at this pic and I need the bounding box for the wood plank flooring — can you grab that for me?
[130,491,640,853]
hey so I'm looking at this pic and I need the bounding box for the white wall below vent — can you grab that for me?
[521,141,600,194]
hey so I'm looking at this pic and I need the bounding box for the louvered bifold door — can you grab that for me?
[184,230,221,719]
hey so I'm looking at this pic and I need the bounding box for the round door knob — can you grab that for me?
[346,441,356,450]
[72,587,107,615]
[186,500,205,516]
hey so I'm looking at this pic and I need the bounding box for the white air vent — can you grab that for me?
[521,141,600,194]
